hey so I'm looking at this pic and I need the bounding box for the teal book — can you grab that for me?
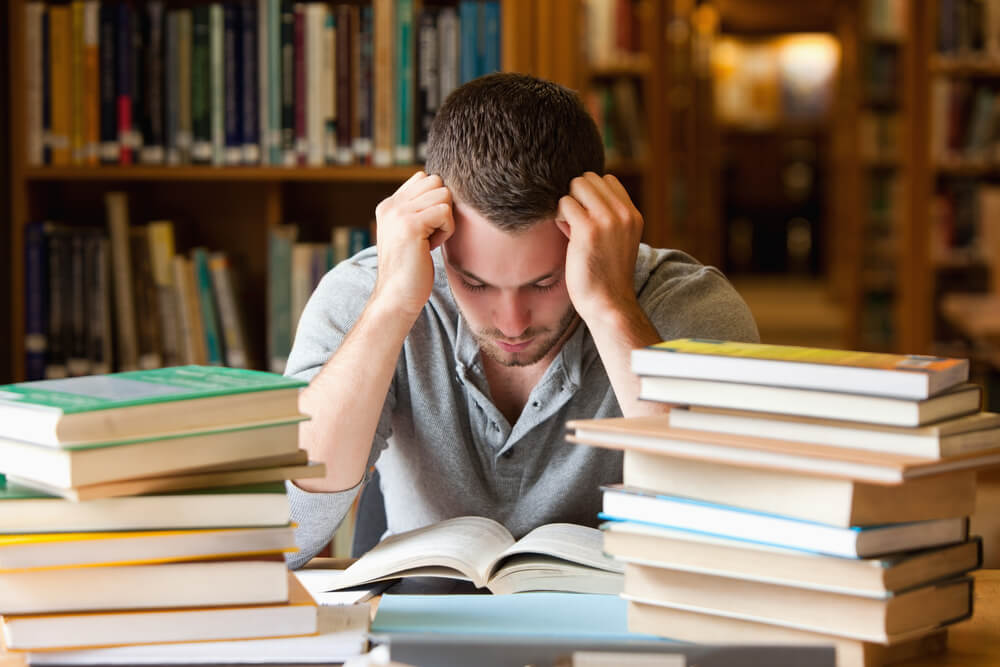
[0,479,291,533]
[394,0,414,164]
[191,247,224,366]
[268,225,298,374]
[0,365,306,446]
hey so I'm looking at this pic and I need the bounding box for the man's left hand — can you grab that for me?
[556,172,644,325]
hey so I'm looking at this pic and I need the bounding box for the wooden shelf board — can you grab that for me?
[22,165,422,183]
[588,56,651,78]
[935,160,1000,176]
[930,55,1000,76]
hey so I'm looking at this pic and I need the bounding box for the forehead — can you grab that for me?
[444,201,568,285]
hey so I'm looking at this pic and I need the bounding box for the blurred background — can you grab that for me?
[3,0,999,410]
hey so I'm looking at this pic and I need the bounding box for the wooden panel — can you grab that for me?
[501,0,536,74]
[716,0,837,34]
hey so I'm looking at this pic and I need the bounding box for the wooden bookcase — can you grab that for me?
[8,0,679,383]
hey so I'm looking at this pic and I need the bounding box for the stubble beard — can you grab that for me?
[474,305,580,368]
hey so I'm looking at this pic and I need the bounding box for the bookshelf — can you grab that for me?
[6,0,605,384]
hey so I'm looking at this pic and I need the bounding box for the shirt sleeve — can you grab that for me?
[282,251,395,568]
[638,262,760,344]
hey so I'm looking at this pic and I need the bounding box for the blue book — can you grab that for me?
[348,227,370,256]
[458,1,478,84]
[223,2,243,165]
[190,248,225,366]
[600,485,969,559]
[480,1,499,76]
[241,0,259,164]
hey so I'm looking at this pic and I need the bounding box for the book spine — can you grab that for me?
[45,226,70,379]
[177,10,193,164]
[115,2,133,164]
[210,3,226,165]
[83,1,100,165]
[481,1,500,76]
[331,225,350,263]
[437,6,459,103]
[104,192,138,371]
[306,3,326,166]
[42,7,51,165]
[25,3,45,167]
[165,10,180,165]
[191,247,225,365]
[141,1,166,164]
[293,3,306,165]
[257,0,270,164]
[88,235,113,375]
[68,230,91,376]
[394,0,414,164]
[416,7,438,163]
[335,4,354,165]
[130,2,145,159]
[129,227,164,370]
[49,5,72,165]
[191,6,212,163]
[323,8,338,164]
[268,0,283,165]
[224,2,243,165]
[373,0,394,166]
[280,0,296,165]
[147,221,181,367]
[242,0,260,164]
[354,5,374,165]
[458,1,478,85]
[23,222,48,381]
[348,226,370,255]
[267,225,297,373]
[71,1,85,165]
[209,253,250,368]
[171,256,196,364]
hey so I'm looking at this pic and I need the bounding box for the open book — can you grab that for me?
[320,516,624,595]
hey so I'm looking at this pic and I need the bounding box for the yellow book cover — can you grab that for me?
[48,6,73,165]
[70,1,85,164]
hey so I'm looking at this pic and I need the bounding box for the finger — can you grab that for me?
[570,174,616,223]
[557,194,590,229]
[398,171,443,199]
[554,218,571,239]
[427,205,456,250]
[412,202,454,238]
[407,184,452,213]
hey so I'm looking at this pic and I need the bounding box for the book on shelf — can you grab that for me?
[623,564,972,644]
[669,406,1000,458]
[620,449,977,527]
[0,571,318,651]
[0,557,290,615]
[602,520,982,597]
[630,339,969,400]
[322,516,624,595]
[600,485,969,559]
[104,191,139,371]
[0,523,297,570]
[25,602,370,666]
[637,377,981,427]
[0,365,305,446]
[0,419,306,491]
[567,415,1000,484]
[0,480,291,533]
[10,450,320,501]
[626,600,949,667]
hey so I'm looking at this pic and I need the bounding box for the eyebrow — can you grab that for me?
[450,261,559,288]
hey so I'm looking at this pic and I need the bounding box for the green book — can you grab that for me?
[394,0,414,164]
[0,366,306,447]
[191,247,224,366]
[0,479,291,533]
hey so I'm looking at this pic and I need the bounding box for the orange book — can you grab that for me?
[70,1,85,164]
[48,5,73,166]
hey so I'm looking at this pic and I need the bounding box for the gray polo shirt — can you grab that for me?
[284,244,758,568]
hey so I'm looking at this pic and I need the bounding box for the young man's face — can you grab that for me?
[442,200,578,368]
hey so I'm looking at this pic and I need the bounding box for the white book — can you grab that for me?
[306,3,326,165]
[601,486,968,559]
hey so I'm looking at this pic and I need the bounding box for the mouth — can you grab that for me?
[495,338,534,353]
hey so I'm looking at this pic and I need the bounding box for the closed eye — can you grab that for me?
[460,279,489,293]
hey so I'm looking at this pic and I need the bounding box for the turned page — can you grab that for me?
[329,516,516,589]
[488,523,624,577]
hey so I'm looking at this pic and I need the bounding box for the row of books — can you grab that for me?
[570,339,999,666]
[937,0,1000,56]
[860,110,900,164]
[0,365,337,653]
[583,0,643,67]
[932,181,1000,266]
[24,0,500,168]
[584,78,648,163]
[864,0,907,39]
[931,78,1000,165]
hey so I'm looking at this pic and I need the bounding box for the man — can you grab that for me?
[285,73,758,568]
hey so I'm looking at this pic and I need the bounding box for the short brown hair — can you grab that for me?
[425,73,605,231]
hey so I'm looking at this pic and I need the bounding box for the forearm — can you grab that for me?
[584,300,667,418]
[295,296,414,492]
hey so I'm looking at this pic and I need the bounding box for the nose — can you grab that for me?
[493,291,530,339]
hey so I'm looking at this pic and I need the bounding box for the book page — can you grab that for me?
[325,516,515,589]
[490,523,624,579]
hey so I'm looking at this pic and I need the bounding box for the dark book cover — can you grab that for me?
[130,0,145,158]
[141,1,166,164]
[45,227,71,379]
[69,231,90,376]
[335,3,354,164]
[115,1,132,164]
[24,222,49,382]
[355,4,374,165]
[241,0,259,164]
[98,2,118,163]
[191,4,212,163]
[415,7,438,163]
[280,0,295,163]
[224,2,244,165]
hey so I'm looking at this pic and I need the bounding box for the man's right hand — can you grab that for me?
[372,171,455,320]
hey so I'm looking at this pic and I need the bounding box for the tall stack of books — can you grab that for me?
[569,339,1000,667]
[0,365,325,652]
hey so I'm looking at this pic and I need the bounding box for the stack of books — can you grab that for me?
[0,365,325,652]
[568,339,1000,667]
